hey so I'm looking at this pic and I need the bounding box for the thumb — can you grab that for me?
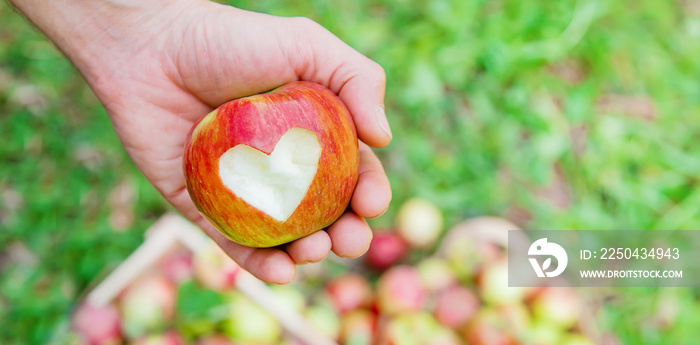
[282,17,391,148]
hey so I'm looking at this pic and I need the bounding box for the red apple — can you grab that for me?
[434,286,480,329]
[325,273,372,314]
[376,266,426,315]
[183,81,359,248]
[161,252,193,284]
[396,198,444,248]
[119,274,176,339]
[364,231,408,270]
[192,242,240,291]
[72,302,122,345]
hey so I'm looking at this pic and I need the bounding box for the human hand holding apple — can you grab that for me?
[10,0,392,283]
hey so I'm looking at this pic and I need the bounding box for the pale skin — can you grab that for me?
[11,0,392,284]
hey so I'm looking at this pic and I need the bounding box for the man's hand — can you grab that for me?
[11,0,392,283]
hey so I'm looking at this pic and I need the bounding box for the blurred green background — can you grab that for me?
[2,0,700,343]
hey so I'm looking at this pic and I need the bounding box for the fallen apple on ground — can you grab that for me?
[377,265,426,315]
[363,230,408,270]
[305,302,342,340]
[519,320,564,345]
[269,284,307,313]
[416,257,457,293]
[434,285,480,329]
[161,252,193,284]
[119,274,176,339]
[183,81,359,247]
[478,259,526,306]
[223,291,282,344]
[71,302,122,345]
[396,198,444,248]
[462,310,518,345]
[493,303,531,340]
[377,312,462,345]
[324,273,373,314]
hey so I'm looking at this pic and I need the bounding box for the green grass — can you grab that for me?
[2,0,700,344]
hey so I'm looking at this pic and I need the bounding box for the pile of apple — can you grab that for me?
[69,197,597,345]
[65,82,606,344]
[70,243,285,345]
[311,198,596,345]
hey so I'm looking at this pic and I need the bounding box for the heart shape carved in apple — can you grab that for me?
[218,127,322,222]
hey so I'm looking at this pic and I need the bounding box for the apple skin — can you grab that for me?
[119,274,176,339]
[478,259,526,306]
[416,257,457,293]
[462,310,518,345]
[377,313,463,345]
[376,265,426,315]
[363,230,408,270]
[223,291,282,344]
[325,273,373,314]
[183,81,359,247]
[161,252,193,284]
[396,198,443,248]
[71,302,122,345]
[434,285,480,329]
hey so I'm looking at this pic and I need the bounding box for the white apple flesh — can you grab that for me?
[219,127,321,222]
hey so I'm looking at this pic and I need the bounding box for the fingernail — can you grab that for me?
[376,105,392,140]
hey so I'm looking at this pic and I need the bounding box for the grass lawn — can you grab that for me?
[2,0,700,343]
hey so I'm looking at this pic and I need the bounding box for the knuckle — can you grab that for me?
[289,16,321,30]
[369,61,386,83]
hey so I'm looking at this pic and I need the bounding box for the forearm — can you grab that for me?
[8,0,194,79]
